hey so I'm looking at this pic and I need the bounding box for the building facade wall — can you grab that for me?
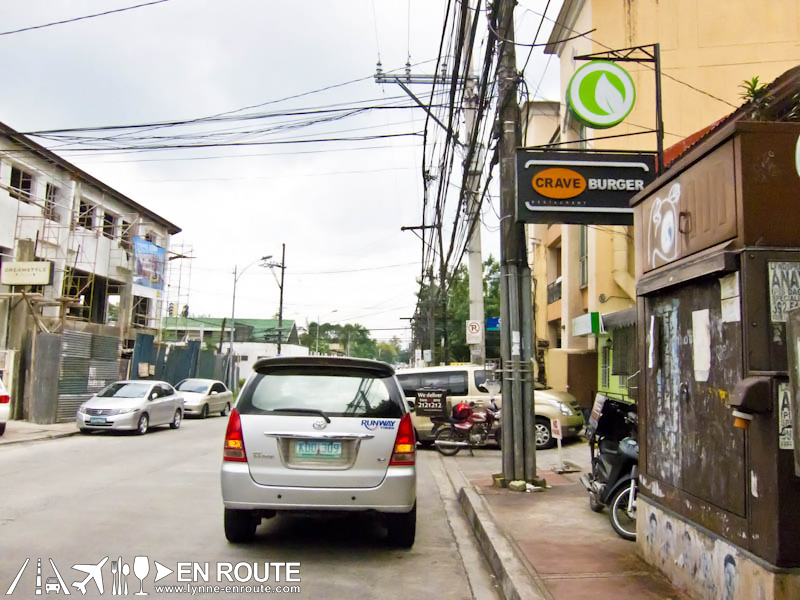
[528,0,800,395]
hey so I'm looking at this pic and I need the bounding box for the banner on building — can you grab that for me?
[516,150,657,225]
[133,236,166,291]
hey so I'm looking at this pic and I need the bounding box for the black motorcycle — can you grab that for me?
[579,394,638,541]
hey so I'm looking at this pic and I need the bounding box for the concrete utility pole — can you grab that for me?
[381,43,484,366]
[463,0,487,366]
[265,244,286,355]
[495,0,537,484]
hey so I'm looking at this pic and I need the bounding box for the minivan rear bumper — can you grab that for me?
[221,462,416,513]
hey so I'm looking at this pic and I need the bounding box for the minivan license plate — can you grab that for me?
[295,440,342,459]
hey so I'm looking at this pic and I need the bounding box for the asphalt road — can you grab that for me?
[0,417,500,599]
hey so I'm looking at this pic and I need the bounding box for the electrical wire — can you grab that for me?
[0,0,173,37]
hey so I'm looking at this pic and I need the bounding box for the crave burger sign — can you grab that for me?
[515,150,657,225]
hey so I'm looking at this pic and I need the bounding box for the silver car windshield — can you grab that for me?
[97,382,151,398]
[176,381,209,393]
[241,373,401,418]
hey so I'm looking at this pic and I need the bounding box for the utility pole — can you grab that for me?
[265,244,286,355]
[495,0,537,484]
[463,0,487,366]
[385,43,484,367]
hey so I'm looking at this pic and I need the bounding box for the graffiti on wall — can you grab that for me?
[640,502,772,600]
[647,182,681,268]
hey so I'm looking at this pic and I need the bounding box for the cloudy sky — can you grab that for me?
[0,0,561,345]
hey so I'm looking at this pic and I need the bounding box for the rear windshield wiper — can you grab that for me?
[269,408,331,423]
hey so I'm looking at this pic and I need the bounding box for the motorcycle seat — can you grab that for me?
[598,438,620,454]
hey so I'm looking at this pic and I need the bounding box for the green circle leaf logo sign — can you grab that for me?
[567,61,636,129]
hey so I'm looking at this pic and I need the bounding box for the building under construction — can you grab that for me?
[0,120,180,423]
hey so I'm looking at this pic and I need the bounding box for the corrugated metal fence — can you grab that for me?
[56,331,121,422]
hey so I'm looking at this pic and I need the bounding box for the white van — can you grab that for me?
[395,364,585,450]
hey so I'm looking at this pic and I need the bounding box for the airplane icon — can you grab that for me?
[71,557,108,595]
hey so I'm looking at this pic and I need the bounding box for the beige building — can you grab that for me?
[525,0,800,411]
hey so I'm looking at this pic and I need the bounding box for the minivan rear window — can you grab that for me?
[237,371,403,418]
[396,371,468,396]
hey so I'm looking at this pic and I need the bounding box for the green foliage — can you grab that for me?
[739,76,773,121]
[299,320,392,361]
[413,255,502,363]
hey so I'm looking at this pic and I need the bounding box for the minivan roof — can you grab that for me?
[252,356,395,377]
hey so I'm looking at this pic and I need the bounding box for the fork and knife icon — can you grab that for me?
[110,557,130,595]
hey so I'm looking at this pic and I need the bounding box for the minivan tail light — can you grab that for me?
[0,394,9,404]
[223,408,247,462]
[390,413,416,466]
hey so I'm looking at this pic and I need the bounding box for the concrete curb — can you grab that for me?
[0,430,80,447]
[457,485,550,600]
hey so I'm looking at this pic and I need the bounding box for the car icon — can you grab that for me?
[45,577,60,593]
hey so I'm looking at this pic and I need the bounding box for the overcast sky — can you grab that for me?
[0,0,561,345]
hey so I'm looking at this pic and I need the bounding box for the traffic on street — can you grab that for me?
[0,417,500,599]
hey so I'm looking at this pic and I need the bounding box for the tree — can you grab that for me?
[412,255,502,364]
[375,342,399,363]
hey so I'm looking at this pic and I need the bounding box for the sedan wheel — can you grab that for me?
[170,409,182,429]
[201,404,209,419]
[535,417,555,450]
[221,402,230,417]
[137,414,149,435]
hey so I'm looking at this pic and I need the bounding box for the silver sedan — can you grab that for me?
[175,378,233,418]
[76,380,184,435]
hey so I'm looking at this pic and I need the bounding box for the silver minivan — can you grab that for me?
[220,356,417,547]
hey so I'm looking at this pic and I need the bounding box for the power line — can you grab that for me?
[0,0,173,37]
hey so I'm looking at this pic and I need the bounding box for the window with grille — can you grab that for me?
[44,183,60,222]
[611,326,636,376]
[10,166,33,202]
[601,345,610,388]
[579,225,588,288]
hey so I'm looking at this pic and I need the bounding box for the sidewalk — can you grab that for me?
[438,440,693,600]
[0,420,80,446]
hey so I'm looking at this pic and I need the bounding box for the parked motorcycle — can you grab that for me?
[579,394,638,541]
[431,398,501,456]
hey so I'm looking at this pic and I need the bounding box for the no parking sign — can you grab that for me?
[466,320,483,344]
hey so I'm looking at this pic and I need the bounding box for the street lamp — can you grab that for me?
[228,255,270,390]
[315,309,338,354]
[263,243,286,355]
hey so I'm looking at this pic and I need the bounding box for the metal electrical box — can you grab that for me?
[632,121,800,571]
